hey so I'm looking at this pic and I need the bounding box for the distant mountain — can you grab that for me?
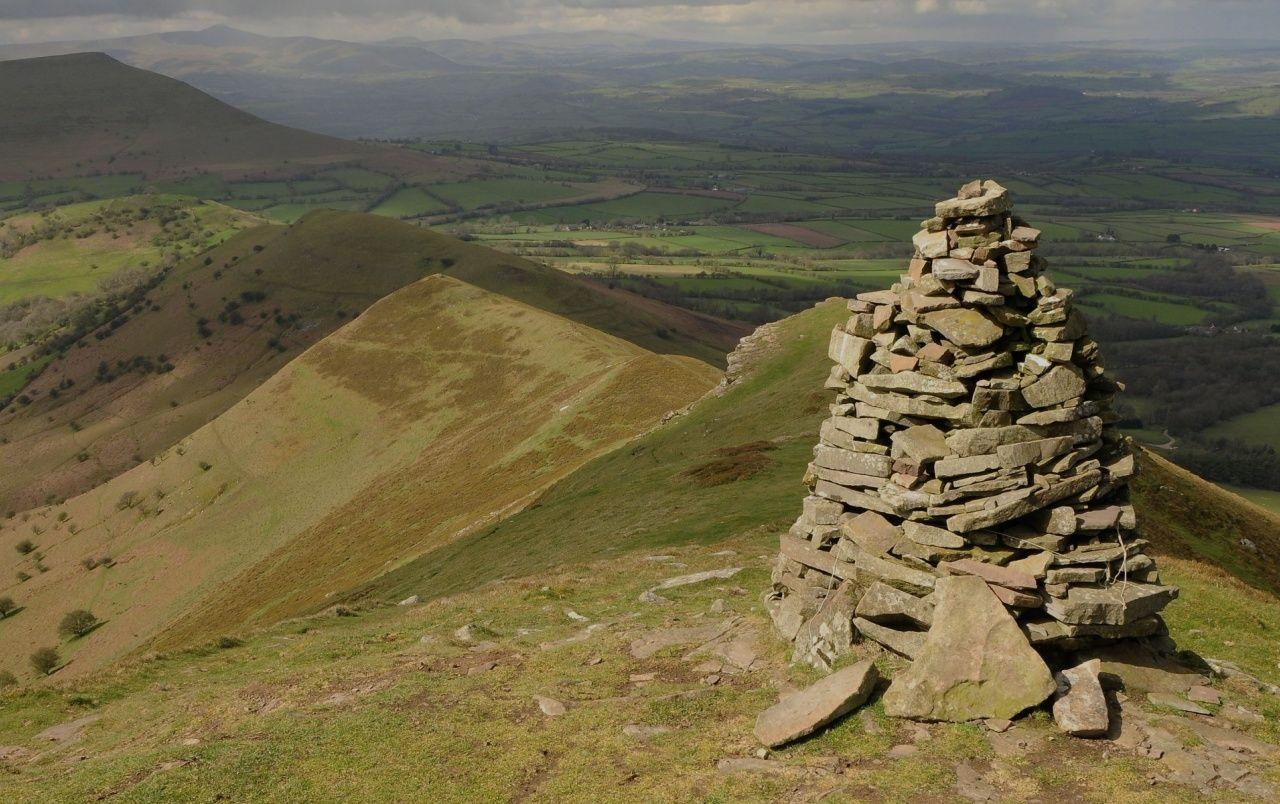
[0,25,462,76]
[3,29,1278,161]
[0,53,365,180]
[0,52,477,182]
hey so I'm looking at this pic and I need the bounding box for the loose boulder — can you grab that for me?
[1052,659,1110,737]
[881,576,1054,722]
[754,659,879,747]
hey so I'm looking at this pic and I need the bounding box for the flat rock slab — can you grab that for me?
[1072,642,1209,693]
[920,308,1003,349]
[855,581,934,629]
[1052,659,1109,737]
[754,659,879,748]
[716,757,793,776]
[629,620,734,660]
[534,696,567,716]
[940,558,1036,591]
[1043,583,1177,626]
[34,715,100,743]
[854,617,926,659]
[882,576,1054,722]
[1147,692,1211,716]
[640,567,742,600]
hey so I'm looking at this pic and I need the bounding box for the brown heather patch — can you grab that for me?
[683,440,779,487]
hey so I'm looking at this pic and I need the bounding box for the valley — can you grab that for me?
[1,20,1280,800]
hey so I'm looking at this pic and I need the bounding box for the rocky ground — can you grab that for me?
[0,529,1276,802]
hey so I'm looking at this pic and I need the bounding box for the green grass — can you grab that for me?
[4,532,1271,803]
[0,195,260,305]
[1077,293,1208,326]
[1205,403,1280,451]
[427,178,582,211]
[1221,484,1280,516]
[369,187,449,218]
[518,192,735,224]
[360,299,844,604]
[0,354,52,398]
[319,168,395,193]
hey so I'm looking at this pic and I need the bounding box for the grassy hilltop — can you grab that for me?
[0,267,721,678]
[0,300,1276,802]
[0,209,744,512]
[0,52,479,189]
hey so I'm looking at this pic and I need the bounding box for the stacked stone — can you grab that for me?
[767,179,1177,673]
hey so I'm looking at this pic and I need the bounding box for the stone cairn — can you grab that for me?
[765,180,1179,687]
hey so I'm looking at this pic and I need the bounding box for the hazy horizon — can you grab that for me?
[4,1,1280,47]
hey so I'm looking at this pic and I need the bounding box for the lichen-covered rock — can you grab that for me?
[882,576,1054,722]
[1052,659,1109,737]
[754,659,879,747]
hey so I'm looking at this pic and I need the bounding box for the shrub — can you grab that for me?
[216,635,244,649]
[58,609,98,639]
[16,571,30,583]
[14,539,35,555]
[30,647,60,675]
[81,557,98,571]
[0,669,16,688]
[0,596,15,617]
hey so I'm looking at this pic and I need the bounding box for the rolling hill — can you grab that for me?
[0,52,469,181]
[0,299,1277,801]
[361,300,1280,608]
[0,271,721,678]
[0,209,745,513]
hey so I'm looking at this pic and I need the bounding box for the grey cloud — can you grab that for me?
[1,0,1278,44]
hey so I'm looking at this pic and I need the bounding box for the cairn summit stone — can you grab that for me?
[763,179,1179,726]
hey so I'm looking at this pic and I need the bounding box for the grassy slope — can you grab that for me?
[1,535,1271,803]
[0,274,720,678]
[0,53,470,182]
[357,299,840,606]
[0,303,1276,800]
[363,300,1280,606]
[0,195,260,305]
[0,212,435,511]
[0,210,743,512]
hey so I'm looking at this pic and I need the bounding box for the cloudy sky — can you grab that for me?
[1,0,1278,45]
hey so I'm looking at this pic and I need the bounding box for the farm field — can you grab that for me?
[1207,404,1280,452]
[7,136,1280,496]
[0,195,260,305]
[1223,483,1280,516]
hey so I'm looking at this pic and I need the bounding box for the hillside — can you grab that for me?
[0,273,720,678]
[0,210,745,512]
[362,300,1280,608]
[0,53,467,181]
[0,300,1277,801]
[0,195,261,304]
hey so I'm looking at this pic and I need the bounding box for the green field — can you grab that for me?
[1223,483,1280,515]
[0,353,51,397]
[0,195,260,305]
[369,187,449,218]
[1206,403,1280,451]
[428,178,582,210]
[1077,293,1208,326]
